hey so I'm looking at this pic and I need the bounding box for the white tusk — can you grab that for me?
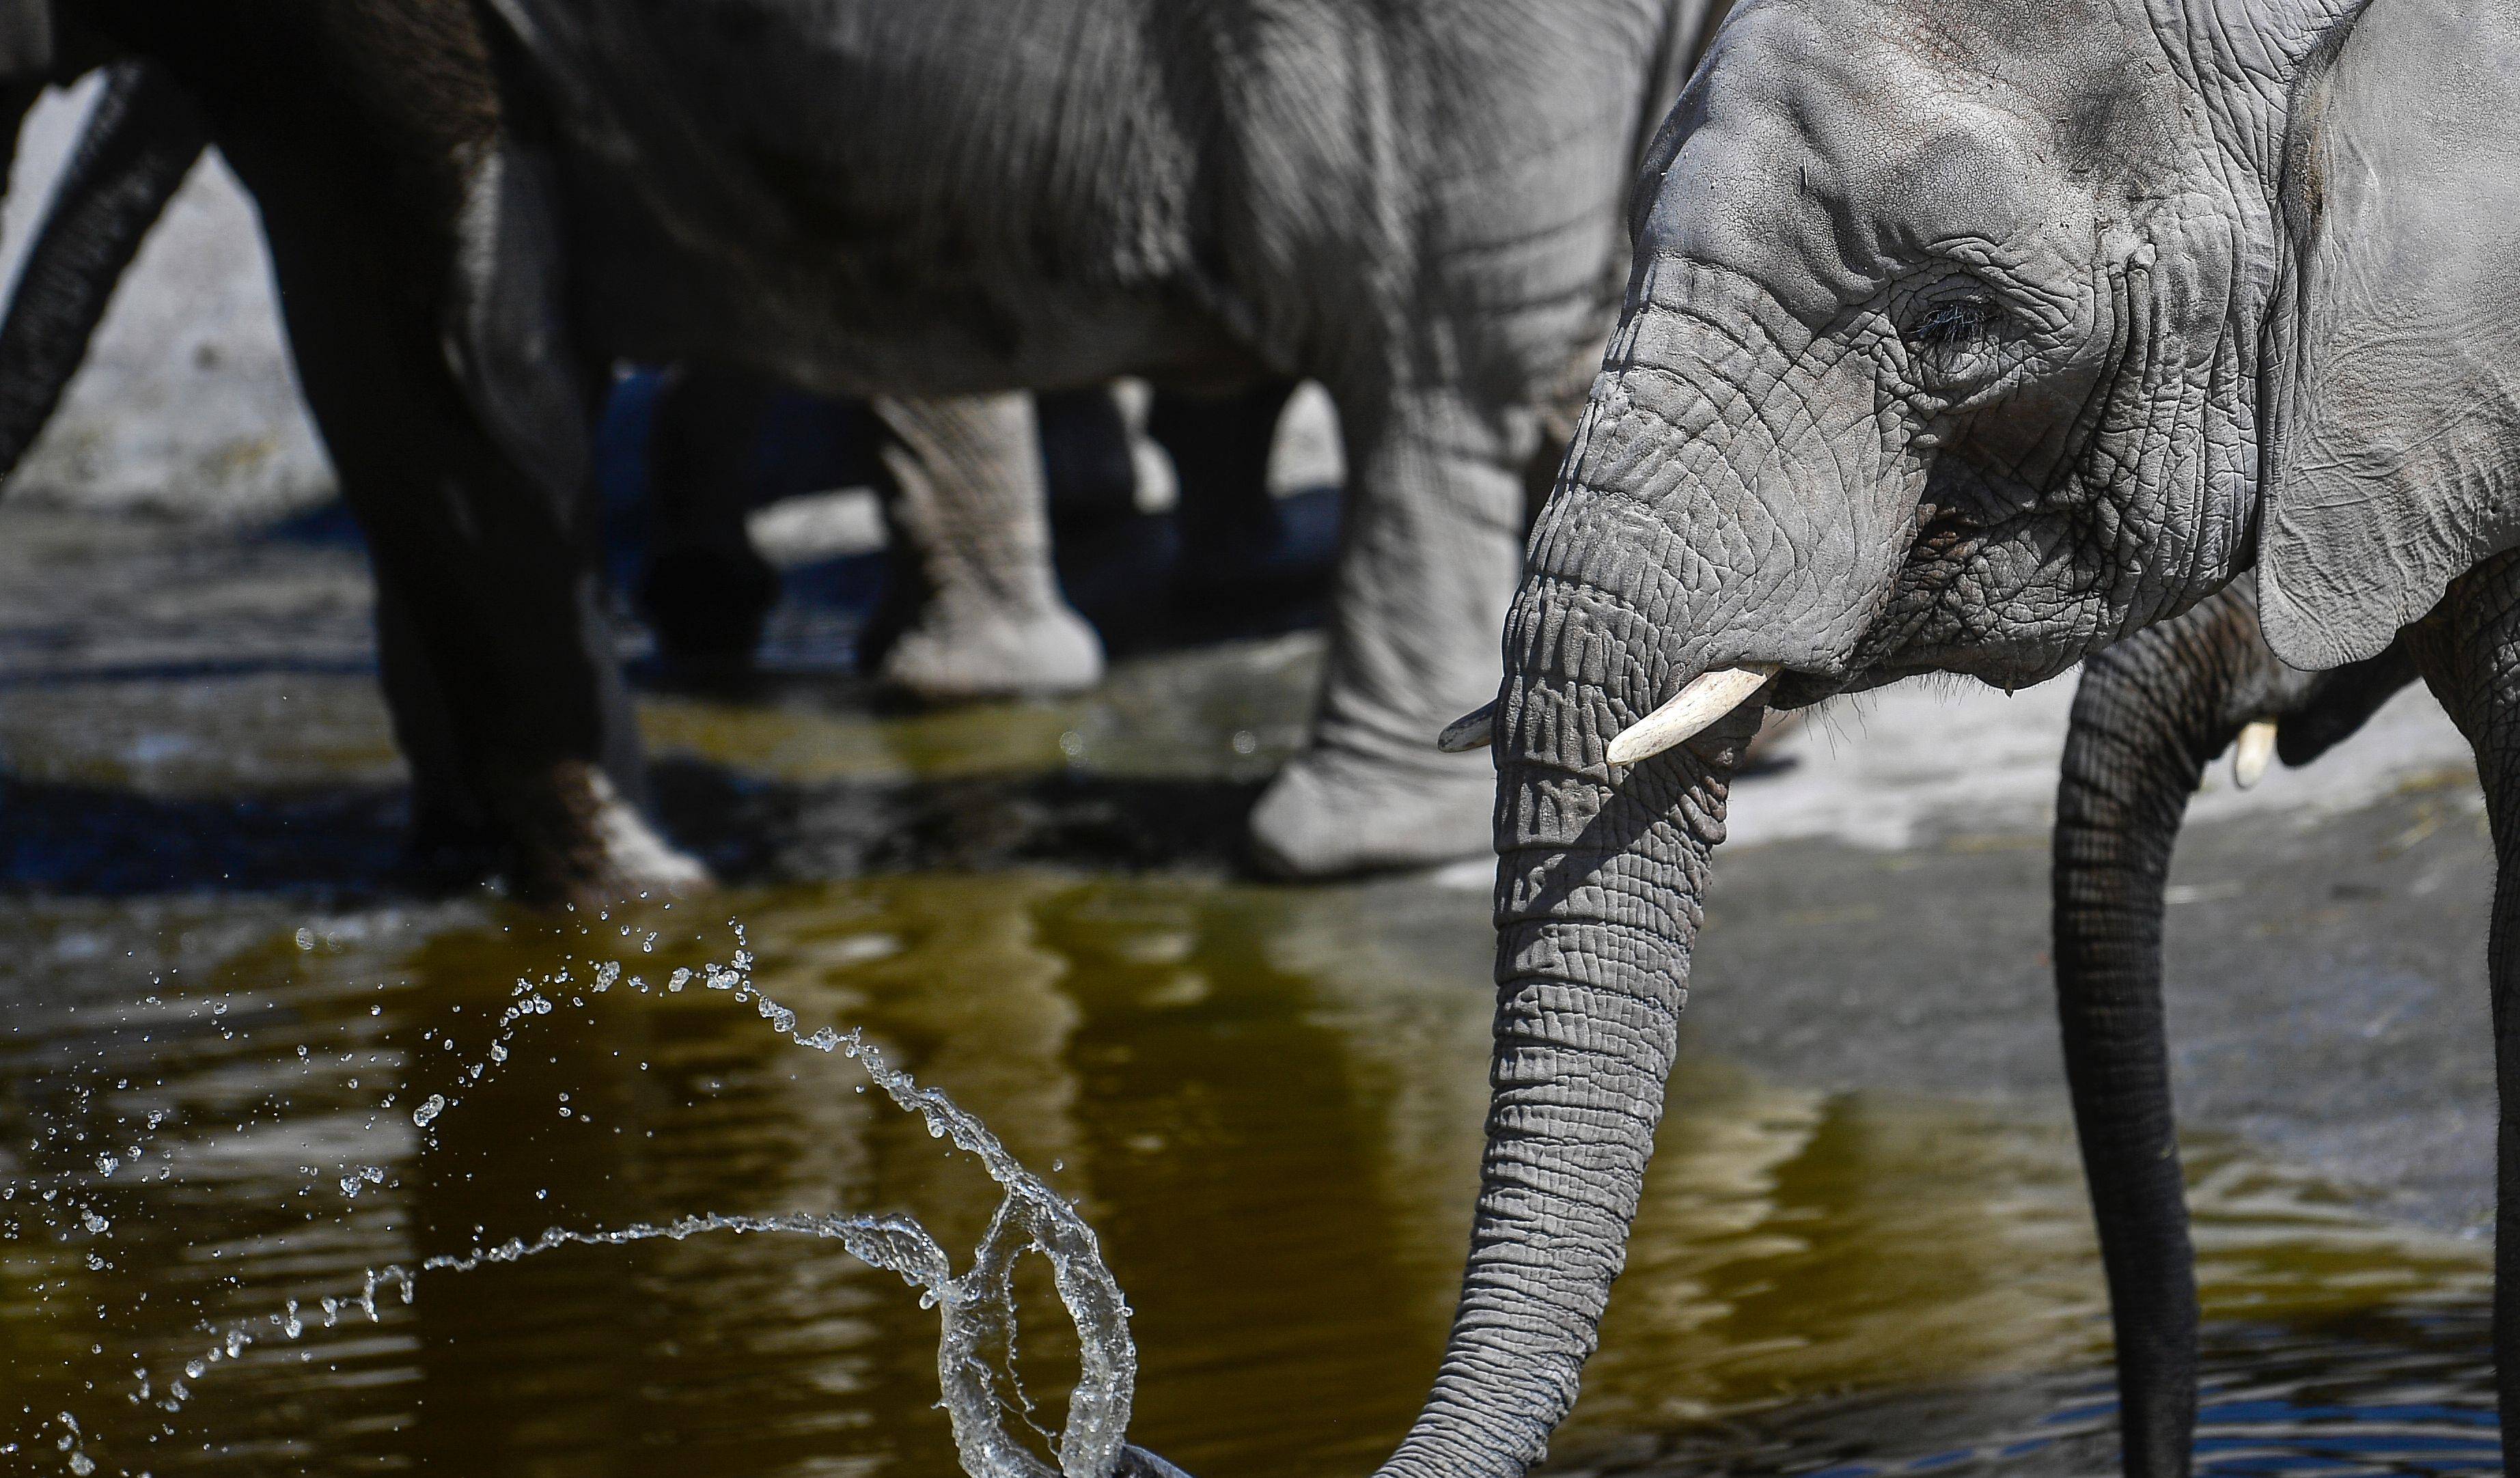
[1436,702,1496,753]
[2232,719,2277,790]
[1605,664,1782,766]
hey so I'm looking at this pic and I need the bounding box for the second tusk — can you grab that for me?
[1605,665,1782,766]
[2232,720,2276,789]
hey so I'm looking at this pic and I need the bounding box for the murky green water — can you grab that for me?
[0,510,2502,1477]
[0,869,2498,1477]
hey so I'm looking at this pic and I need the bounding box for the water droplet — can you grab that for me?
[412,1096,446,1128]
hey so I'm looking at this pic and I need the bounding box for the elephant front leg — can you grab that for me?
[252,178,706,906]
[866,391,1105,701]
[2053,611,2235,1478]
[1246,387,1524,877]
[2407,550,2520,1451]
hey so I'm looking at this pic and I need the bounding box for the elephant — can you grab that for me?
[1354,0,2520,1475]
[2052,572,2420,1473]
[6,0,1722,887]
[423,0,1727,879]
[0,61,207,482]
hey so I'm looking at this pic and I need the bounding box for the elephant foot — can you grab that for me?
[494,762,714,908]
[877,601,1105,702]
[1246,744,1494,878]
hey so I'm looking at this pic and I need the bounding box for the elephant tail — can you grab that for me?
[0,59,208,490]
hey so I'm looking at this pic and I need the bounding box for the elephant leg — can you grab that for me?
[2054,606,2241,1478]
[2405,550,2520,1447]
[1246,385,1524,877]
[1036,383,1141,527]
[1145,378,1298,598]
[864,391,1103,701]
[372,568,506,884]
[250,189,703,907]
[638,365,784,669]
[2058,578,2424,1476]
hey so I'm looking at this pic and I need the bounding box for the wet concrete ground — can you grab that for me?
[0,499,2501,1475]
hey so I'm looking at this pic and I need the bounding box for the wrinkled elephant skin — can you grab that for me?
[1480,1,2520,1477]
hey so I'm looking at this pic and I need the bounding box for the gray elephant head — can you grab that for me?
[1350,0,2518,1475]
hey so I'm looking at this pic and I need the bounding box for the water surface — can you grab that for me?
[0,872,2497,1477]
[0,507,2500,1477]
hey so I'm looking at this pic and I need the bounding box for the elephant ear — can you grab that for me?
[2254,0,2520,669]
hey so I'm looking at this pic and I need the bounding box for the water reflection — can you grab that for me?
[0,874,2499,1477]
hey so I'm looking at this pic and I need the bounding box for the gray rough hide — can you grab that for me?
[2256,0,2520,667]
[1489,0,2520,1475]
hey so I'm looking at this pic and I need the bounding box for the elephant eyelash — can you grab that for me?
[1911,299,1997,348]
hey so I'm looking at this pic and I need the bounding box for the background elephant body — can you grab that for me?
[0,1,717,905]
[26,0,1715,884]
[16,0,1711,889]
[484,0,1713,876]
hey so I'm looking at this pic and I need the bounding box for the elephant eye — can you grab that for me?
[1911,298,1995,349]
[1902,293,2010,385]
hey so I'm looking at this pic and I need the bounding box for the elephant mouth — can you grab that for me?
[1765,669,1860,712]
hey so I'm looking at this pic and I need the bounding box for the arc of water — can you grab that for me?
[834,1031,1137,1478]
[115,955,1147,1478]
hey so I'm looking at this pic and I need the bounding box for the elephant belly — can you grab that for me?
[570,189,1244,399]
[495,0,1248,391]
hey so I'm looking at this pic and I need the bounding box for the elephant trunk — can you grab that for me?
[2051,596,2262,1478]
[1370,542,1746,1477]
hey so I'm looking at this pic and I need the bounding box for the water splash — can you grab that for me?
[119,933,1141,1478]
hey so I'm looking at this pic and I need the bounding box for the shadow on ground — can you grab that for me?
[0,764,1269,901]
